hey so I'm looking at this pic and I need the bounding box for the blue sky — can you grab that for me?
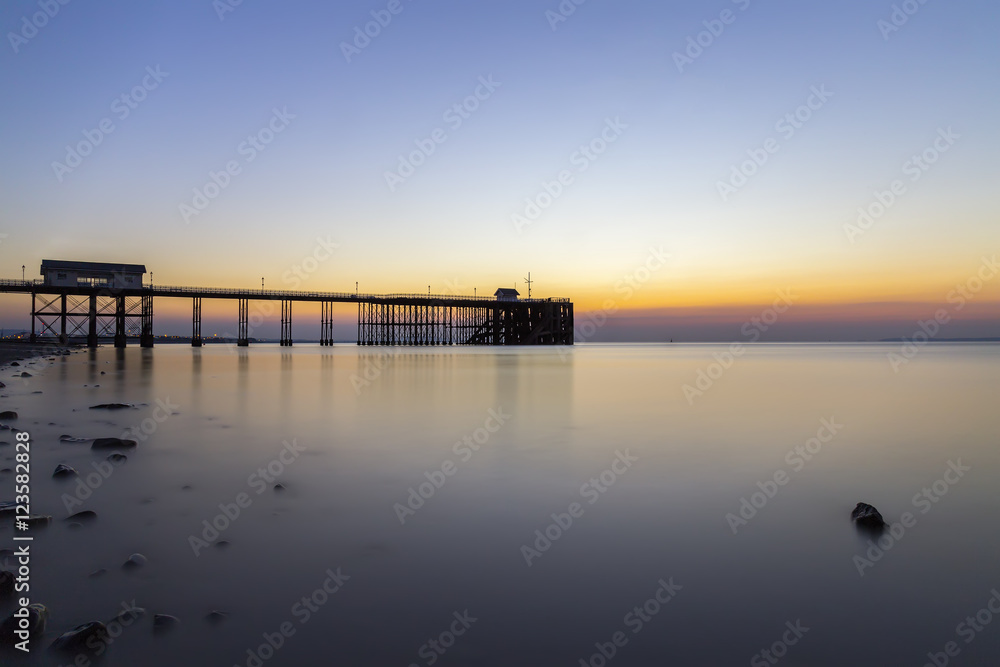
[1,0,998,339]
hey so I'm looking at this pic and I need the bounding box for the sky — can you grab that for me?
[0,0,998,341]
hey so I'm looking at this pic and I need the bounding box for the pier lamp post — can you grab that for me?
[262,277,264,293]
[150,272,153,288]
[21,265,25,282]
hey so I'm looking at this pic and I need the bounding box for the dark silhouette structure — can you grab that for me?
[0,262,574,348]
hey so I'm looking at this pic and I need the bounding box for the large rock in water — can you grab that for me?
[851,502,885,527]
[53,464,78,478]
[153,614,180,631]
[91,438,137,450]
[1,603,48,644]
[50,621,108,652]
[0,411,16,420]
[89,403,133,410]
[206,610,229,624]
[122,553,147,570]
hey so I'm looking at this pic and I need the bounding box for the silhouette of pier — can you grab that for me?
[0,262,573,347]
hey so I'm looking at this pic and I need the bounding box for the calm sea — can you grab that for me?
[2,343,998,666]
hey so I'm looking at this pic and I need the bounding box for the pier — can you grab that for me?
[0,261,573,347]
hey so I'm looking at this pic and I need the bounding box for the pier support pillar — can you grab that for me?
[30,292,36,343]
[192,297,203,347]
[358,301,371,346]
[280,300,292,346]
[237,298,249,347]
[320,301,333,346]
[59,293,68,345]
[87,294,98,347]
[140,294,154,348]
[114,296,127,348]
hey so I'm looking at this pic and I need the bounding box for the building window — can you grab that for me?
[57,273,67,279]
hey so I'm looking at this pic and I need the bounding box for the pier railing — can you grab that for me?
[0,279,568,304]
[149,284,568,303]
